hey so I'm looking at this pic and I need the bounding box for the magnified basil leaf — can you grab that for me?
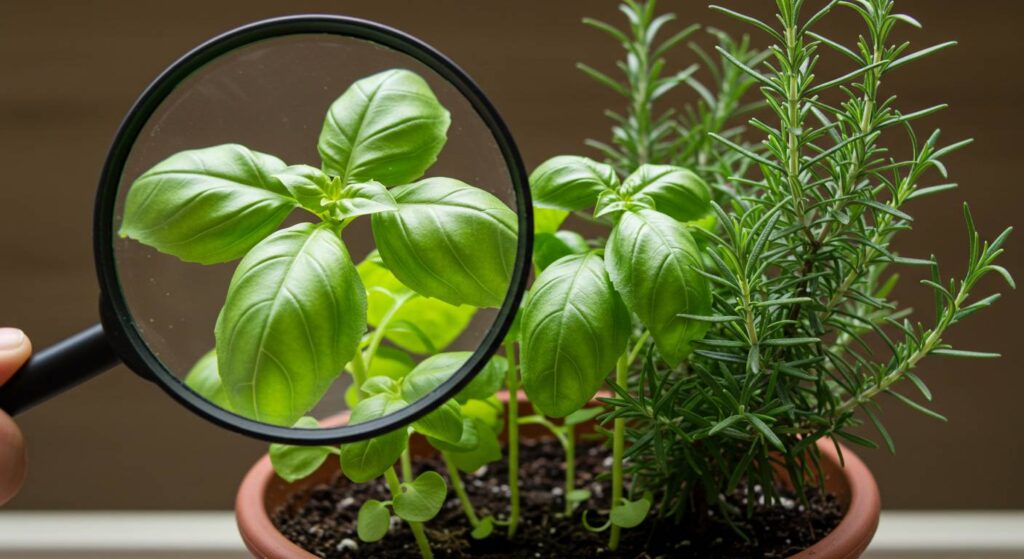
[183,349,231,410]
[447,418,502,473]
[606,210,711,366]
[594,189,655,220]
[521,253,630,417]
[401,353,466,443]
[366,345,416,380]
[273,164,331,213]
[269,417,334,483]
[340,392,409,483]
[371,178,517,308]
[357,252,475,354]
[619,165,711,222]
[534,207,569,234]
[360,375,400,397]
[534,230,589,271]
[530,155,619,212]
[216,222,367,426]
[318,69,450,187]
[120,144,296,264]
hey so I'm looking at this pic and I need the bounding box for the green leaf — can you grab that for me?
[457,355,508,404]
[460,398,504,433]
[401,353,467,443]
[120,144,295,264]
[318,69,450,186]
[275,165,399,220]
[367,346,416,380]
[447,419,501,472]
[530,155,620,211]
[610,497,651,528]
[216,223,366,426]
[563,406,604,426]
[619,165,711,222]
[329,181,398,220]
[606,210,711,365]
[340,393,409,483]
[371,178,517,308]
[360,375,400,396]
[471,516,494,539]
[393,471,447,522]
[534,207,570,234]
[183,349,231,410]
[534,230,589,271]
[357,500,391,542]
[269,417,334,482]
[567,489,592,502]
[427,417,480,452]
[357,252,475,354]
[521,253,630,416]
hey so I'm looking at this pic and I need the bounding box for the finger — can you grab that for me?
[0,328,32,386]
[0,409,26,505]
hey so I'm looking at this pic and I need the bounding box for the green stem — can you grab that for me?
[401,448,413,483]
[442,452,480,527]
[385,468,433,559]
[609,352,628,551]
[350,349,369,395]
[364,292,414,371]
[504,341,520,538]
[564,423,576,517]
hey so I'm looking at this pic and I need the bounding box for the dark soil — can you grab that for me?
[272,438,842,558]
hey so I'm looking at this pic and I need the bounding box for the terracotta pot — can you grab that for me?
[236,392,880,558]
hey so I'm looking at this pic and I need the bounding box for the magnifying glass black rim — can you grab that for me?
[93,14,533,445]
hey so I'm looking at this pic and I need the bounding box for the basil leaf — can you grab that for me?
[360,375,400,397]
[328,181,397,220]
[318,69,450,186]
[269,417,334,483]
[183,349,231,410]
[273,164,331,213]
[610,497,651,528]
[371,178,517,308]
[393,471,447,522]
[401,353,466,443]
[357,500,391,542]
[606,210,711,365]
[357,252,475,354]
[457,355,507,404]
[427,417,479,452]
[367,345,416,380]
[471,516,495,539]
[340,392,409,483]
[530,155,619,211]
[275,165,397,220]
[534,230,589,271]
[534,207,570,234]
[619,165,711,222]
[216,222,367,426]
[447,418,502,473]
[520,253,630,417]
[396,351,503,404]
[120,144,296,264]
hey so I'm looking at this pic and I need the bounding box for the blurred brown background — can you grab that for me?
[0,0,1020,511]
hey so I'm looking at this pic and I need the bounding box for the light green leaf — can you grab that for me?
[606,210,711,365]
[471,516,495,539]
[357,499,391,542]
[567,489,592,503]
[534,230,589,271]
[216,223,367,426]
[530,155,619,211]
[273,164,331,212]
[427,417,480,452]
[534,207,570,234]
[594,188,655,219]
[318,69,450,186]
[457,356,508,404]
[120,144,295,264]
[367,345,416,380]
[357,252,475,354]
[447,419,501,472]
[393,471,447,522]
[269,417,334,483]
[610,497,651,528]
[183,349,231,410]
[340,392,409,483]
[275,165,398,221]
[521,253,630,417]
[371,178,517,308]
[619,165,711,222]
[401,353,466,443]
[360,375,400,396]
[564,406,604,426]
[460,398,503,433]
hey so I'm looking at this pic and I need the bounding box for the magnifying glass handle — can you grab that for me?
[0,324,120,416]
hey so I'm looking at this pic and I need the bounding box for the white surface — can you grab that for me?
[0,511,1021,558]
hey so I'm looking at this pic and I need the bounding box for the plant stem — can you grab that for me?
[364,292,414,371]
[385,467,433,559]
[401,448,413,483]
[564,422,576,517]
[504,341,520,538]
[609,352,628,550]
[442,452,480,527]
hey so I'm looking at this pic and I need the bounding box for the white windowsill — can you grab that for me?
[0,511,1021,558]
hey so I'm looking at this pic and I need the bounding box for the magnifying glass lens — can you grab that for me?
[110,30,525,442]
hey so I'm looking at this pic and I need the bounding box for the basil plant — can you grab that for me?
[119,68,517,428]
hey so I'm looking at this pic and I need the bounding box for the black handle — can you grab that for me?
[0,324,120,416]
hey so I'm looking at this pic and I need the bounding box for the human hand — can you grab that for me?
[0,328,30,505]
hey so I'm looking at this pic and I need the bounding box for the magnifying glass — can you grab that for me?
[0,15,532,445]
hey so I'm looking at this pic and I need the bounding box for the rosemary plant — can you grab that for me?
[596,0,1014,527]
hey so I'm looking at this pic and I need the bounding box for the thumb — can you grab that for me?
[0,328,32,385]
[0,328,30,506]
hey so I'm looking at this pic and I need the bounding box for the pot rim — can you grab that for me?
[236,393,880,559]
